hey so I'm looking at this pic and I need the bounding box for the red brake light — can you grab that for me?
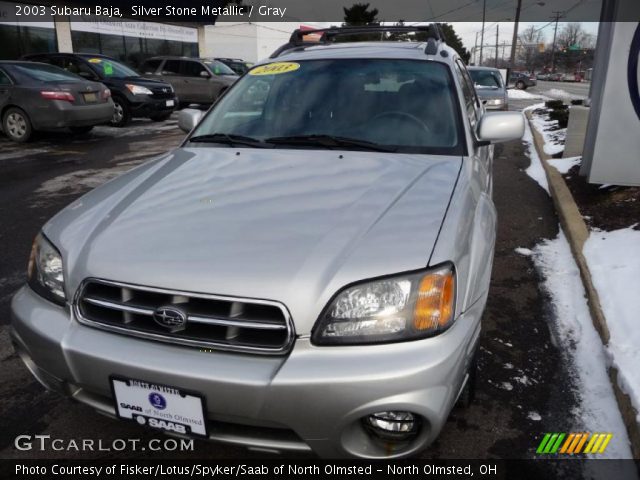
[40,91,75,102]
[102,88,111,99]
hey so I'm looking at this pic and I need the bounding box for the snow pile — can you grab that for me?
[508,89,549,100]
[544,88,584,101]
[548,156,582,174]
[533,232,632,458]
[521,114,550,194]
[583,227,640,420]
[529,111,566,156]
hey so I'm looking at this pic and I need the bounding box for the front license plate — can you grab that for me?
[83,92,97,102]
[111,377,207,437]
[166,99,175,107]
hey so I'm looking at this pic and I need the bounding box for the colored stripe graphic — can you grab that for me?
[537,433,613,455]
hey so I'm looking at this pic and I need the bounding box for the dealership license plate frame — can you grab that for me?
[110,376,208,438]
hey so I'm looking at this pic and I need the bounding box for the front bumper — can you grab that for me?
[11,285,482,458]
[128,95,178,118]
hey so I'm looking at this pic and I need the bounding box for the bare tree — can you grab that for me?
[518,25,544,73]
[557,22,588,50]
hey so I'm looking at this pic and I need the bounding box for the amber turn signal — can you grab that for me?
[413,268,455,331]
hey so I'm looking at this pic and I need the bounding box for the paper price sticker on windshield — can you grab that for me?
[249,62,300,76]
[88,58,102,64]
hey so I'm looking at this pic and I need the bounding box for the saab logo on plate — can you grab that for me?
[153,306,187,332]
[148,392,167,410]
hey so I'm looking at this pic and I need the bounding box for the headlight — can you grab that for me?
[487,98,504,106]
[125,84,153,95]
[312,264,455,345]
[27,233,65,305]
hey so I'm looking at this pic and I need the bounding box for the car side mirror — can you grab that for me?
[200,71,211,78]
[178,108,203,133]
[477,111,525,144]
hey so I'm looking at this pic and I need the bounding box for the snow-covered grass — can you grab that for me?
[521,110,550,194]
[548,156,582,174]
[584,227,640,423]
[532,232,632,458]
[508,89,549,100]
[529,109,566,156]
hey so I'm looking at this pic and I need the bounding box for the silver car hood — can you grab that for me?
[46,148,461,333]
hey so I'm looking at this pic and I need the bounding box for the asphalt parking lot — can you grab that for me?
[0,95,585,474]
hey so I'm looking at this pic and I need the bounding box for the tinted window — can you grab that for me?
[141,59,162,74]
[82,57,139,78]
[0,69,12,85]
[194,59,462,154]
[203,60,236,76]
[12,63,81,82]
[182,61,207,77]
[162,60,181,75]
[64,58,98,79]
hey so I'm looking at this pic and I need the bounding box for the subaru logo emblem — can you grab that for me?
[153,306,187,332]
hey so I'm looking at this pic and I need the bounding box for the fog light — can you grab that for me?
[363,411,420,441]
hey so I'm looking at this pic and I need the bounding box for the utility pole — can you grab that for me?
[474,31,479,64]
[502,41,507,62]
[508,0,523,78]
[495,24,499,67]
[479,0,486,65]
[550,11,564,73]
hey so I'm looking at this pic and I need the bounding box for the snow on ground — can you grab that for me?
[529,110,566,156]
[548,156,582,174]
[533,231,632,458]
[521,111,550,194]
[584,227,640,422]
[508,89,549,100]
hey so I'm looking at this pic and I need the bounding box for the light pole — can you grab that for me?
[508,0,523,75]
[479,0,486,65]
[550,11,564,73]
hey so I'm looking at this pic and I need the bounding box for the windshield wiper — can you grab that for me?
[265,134,397,152]
[188,133,271,148]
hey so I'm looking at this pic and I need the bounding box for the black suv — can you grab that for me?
[22,53,178,127]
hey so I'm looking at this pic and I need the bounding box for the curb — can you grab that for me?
[526,111,640,458]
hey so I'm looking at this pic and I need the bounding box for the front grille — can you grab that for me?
[150,87,174,99]
[74,279,294,355]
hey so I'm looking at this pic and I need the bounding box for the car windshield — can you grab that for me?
[204,60,236,76]
[83,57,139,79]
[13,63,81,82]
[191,59,462,154]
[469,70,503,89]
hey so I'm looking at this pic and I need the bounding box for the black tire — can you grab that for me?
[457,355,477,409]
[516,80,526,90]
[149,112,172,122]
[2,107,33,143]
[69,125,94,134]
[110,97,131,127]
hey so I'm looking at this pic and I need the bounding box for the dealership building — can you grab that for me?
[0,1,297,66]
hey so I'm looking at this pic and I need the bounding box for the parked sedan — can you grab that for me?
[0,61,113,143]
[140,57,238,107]
[23,53,178,127]
[509,71,536,89]
[468,66,508,110]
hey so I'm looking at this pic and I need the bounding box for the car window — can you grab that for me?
[12,63,82,82]
[182,61,208,78]
[162,60,181,75]
[0,69,12,85]
[83,57,139,79]
[203,60,236,76]
[141,59,162,74]
[64,58,98,80]
[454,61,478,123]
[193,59,463,154]
[469,70,503,89]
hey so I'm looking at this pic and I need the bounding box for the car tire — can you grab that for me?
[457,355,477,409]
[110,97,131,127]
[2,107,33,143]
[149,113,172,122]
[516,80,526,90]
[69,126,94,134]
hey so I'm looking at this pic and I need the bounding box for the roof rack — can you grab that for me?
[270,24,446,59]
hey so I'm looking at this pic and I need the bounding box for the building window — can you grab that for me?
[0,24,57,60]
